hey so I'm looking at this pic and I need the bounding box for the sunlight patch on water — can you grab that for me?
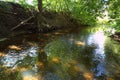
[8,45,22,50]
[74,41,85,46]
[22,70,38,80]
[83,72,93,80]
[51,57,61,63]
[0,52,6,57]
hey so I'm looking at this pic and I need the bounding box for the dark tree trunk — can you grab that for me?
[37,0,43,31]
[38,0,42,12]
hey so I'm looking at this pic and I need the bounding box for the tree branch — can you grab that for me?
[11,16,34,31]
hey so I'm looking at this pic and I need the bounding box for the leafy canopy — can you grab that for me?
[3,0,107,25]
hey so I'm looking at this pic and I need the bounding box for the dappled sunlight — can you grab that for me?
[51,57,61,63]
[67,62,81,72]
[67,62,92,78]
[20,67,28,72]
[8,45,22,50]
[37,61,44,68]
[68,37,85,46]
[73,65,82,72]
[97,10,110,23]
[67,65,82,76]
[68,61,88,73]
[23,76,38,80]
[0,24,120,80]
[20,67,39,80]
[0,52,6,57]
[83,72,93,80]
[22,70,39,80]
[74,41,85,46]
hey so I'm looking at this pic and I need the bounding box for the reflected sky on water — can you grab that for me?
[0,27,120,80]
[87,30,107,77]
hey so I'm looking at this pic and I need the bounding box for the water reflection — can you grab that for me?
[1,46,38,67]
[88,30,107,78]
[0,27,120,80]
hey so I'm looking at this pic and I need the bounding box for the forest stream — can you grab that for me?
[0,26,120,80]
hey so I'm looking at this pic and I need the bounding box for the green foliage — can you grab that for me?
[3,0,38,10]
[18,0,38,10]
[107,0,120,28]
[2,0,106,25]
[43,0,105,25]
[70,0,105,25]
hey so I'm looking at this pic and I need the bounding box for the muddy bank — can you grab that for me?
[0,1,32,36]
[0,1,82,38]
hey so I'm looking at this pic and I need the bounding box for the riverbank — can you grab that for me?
[0,1,85,38]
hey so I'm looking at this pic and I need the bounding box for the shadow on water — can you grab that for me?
[0,26,120,80]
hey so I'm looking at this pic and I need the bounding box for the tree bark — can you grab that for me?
[37,0,42,12]
[37,0,43,31]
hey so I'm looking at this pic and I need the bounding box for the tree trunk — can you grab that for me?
[38,0,42,12]
[37,0,43,31]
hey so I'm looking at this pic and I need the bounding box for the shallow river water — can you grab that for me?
[0,27,120,80]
